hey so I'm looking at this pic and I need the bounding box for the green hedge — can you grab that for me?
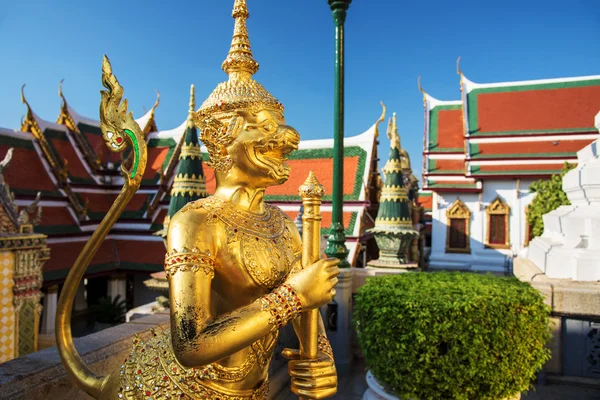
[354,272,551,400]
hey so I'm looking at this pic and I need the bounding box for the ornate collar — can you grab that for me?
[202,197,286,239]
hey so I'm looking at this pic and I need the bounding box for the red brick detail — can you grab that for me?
[0,146,56,192]
[437,109,464,149]
[49,138,89,179]
[267,157,360,197]
[476,164,565,172]
[44,239,164,273]
[417,195,433,210]
[83,193,148,213]
[430,159,465,172]
[475,139,594,157]
[38,207,76,226]
[145,148,170,179]
[153,208,168,224]
[203,165,217,194]
[116,240,165,264]
[45,240,117,272]
[428,180,473,185]
[477,86,600,133]
[83,132,120,164]
[201,158,359,198]
[283,210,354,231]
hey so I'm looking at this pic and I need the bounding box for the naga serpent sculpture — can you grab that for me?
[55,1,340,399]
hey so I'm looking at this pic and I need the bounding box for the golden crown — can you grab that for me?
[194,0,284,124]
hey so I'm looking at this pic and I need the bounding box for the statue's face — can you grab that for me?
[228,109,300,187]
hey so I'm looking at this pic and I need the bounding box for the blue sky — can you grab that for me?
[1,0,599,181]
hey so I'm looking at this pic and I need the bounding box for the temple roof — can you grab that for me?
[3,83,384,279]
[461,74,600,137]
[421,69,600,190]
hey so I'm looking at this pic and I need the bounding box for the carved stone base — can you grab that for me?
[366,259,419,271]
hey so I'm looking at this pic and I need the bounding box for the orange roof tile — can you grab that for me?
[467,80,600,135]
[469,139,594,159]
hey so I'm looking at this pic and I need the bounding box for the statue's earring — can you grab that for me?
[211,145,233,173]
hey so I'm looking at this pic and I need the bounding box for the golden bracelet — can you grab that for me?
[164,247,215,278]
[260,284,303,329]
[318,334,334,361]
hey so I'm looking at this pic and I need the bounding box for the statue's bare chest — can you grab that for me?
[203,198,297,292]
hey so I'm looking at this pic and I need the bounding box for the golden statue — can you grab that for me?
[55,1,340,399]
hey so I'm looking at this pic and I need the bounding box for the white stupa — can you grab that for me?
[527,111,600,281]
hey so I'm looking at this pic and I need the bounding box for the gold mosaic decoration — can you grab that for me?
[0,251,15,363]
[117,329,273,399]
[188,197,295,288]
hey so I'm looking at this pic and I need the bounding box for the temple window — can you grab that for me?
[445,199,471,253]
[485,197,510,249]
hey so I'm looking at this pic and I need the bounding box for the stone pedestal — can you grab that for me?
[327,268,354,373]
[514,257,600,381]
[528,139,600,281]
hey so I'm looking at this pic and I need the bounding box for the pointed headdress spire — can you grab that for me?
[195,0,284,123]
[222,0,259,81]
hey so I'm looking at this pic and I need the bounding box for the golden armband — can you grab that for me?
[318,334,334,361]
[260,284,303,329]
[164,248,215,278]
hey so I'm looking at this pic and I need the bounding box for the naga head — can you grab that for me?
[192,0,300,189]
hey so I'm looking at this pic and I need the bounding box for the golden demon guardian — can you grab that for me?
[55,0,341,399]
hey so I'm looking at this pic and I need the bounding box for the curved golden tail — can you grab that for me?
[55,56,148,398]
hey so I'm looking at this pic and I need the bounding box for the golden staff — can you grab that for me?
[298,171,325,399]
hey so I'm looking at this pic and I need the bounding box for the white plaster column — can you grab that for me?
[107,274,127,302]
[74,282,87,311]
[40,285,58,335]
[327,268,354,373]
[514,179,522,255]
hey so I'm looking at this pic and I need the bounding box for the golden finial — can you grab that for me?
[20,84,37,133]
[222,0,259,82]
[374,101,386,138]
[299,171,325,199]
[59,79,66,102]
[456,56,463,76]
[388,112,401,150]
[152,90,161,111]
[418,76,429,107]
[189,84,196,114]
[21,84,29,106]
[186,84,196,128]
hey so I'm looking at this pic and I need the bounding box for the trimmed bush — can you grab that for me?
[354,272,551,400]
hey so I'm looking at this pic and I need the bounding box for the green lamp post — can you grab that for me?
[325,0,351,268]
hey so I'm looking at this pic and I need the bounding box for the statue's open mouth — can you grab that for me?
[252,129,300,183]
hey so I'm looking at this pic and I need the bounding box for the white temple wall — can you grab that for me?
[429,178,537,273]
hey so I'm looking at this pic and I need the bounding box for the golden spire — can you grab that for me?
[186,84,195,127]
[222,0,259,82]
[196,0,283,122]
[189,84,196,113]
[386,113,400,150]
